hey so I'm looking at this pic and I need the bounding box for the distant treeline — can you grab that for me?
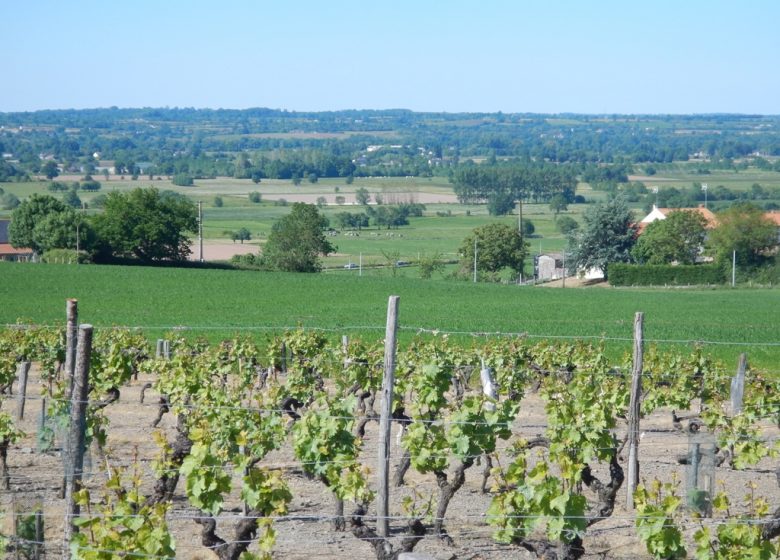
[450,161,578,214]
[2,109,780,184]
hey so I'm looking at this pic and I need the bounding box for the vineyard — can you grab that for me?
[0,298,778,560]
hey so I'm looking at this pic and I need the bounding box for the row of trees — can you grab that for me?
[450,162,578,215]
[568,198,779,279]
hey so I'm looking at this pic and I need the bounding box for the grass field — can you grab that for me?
[1,261,778,368]
[4,166,780,270]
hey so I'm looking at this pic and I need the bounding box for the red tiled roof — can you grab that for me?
[765,211,780,226]
[0,243,33,255]
[657,206,718,228]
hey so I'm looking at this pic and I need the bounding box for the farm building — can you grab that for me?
[0,219,34,262]
[637,204,718,234]
[534,252,566,281]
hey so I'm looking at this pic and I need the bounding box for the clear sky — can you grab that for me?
[3,0,779,114]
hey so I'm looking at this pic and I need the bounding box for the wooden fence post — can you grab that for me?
[64,299,78,400]
[15,361,31,421]
[377,296,399,537]
[625,312,644,510]
[730,353,747,415]
[63,324,93,559]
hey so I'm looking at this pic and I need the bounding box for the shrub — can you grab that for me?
[609,263,725,286]
[556,216,579,234]
[0,192,20,210]
[249,191,262,203]
[172,173,194,186]
[42,249,91,264]
[81,179,102,192]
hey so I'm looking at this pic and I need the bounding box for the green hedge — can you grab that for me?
[41,249,91,264]
[609,263,725,286]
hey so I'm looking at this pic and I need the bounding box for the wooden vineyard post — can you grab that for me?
[625,312,644,510]
[377,296,399,537]
[15,361,31,421]
[730,353,747,415]
[64,299,78,399]
[63,324,93,558]
[342,335,350,369]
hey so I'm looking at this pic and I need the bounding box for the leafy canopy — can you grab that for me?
[262,203,335,272]
[459,222,528,280]
[707,203,777,267]
[92,187,197,262]
[568,196,637,278]
[9,193,87,254]
[633,210,708,265]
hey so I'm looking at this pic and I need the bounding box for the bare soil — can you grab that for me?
[188,241,260,261]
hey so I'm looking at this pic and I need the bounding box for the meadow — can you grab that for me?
[4,165,780,272]
[1,261,778,368]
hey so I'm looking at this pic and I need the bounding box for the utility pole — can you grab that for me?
[473,237,477,283]
[732,250,736,287]
[702,183,708,209]
[198,200,204,263]
[562,252,566,288]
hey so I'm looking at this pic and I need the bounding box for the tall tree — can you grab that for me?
[568,197,637,279]
[459,223,528,281]
[633,211,708,265]
[92,187,197,262]
[9,194,73,253]
[262,203,334,272]
[355,187,370,205]
[41,160,59,180]
[707,203,777,267]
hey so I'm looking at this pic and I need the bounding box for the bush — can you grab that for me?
[487,193,515,216]
[230,253,262,269]
[90,194,108,208]
[556,215,579,234]
[0,192,20,210]
[609,263,725,286]
[213,196,223,207]
[47,181,68,192]
[81,179,102,192]
[249,191,262,203]
[172,173,194,186]
[41,249,91,264]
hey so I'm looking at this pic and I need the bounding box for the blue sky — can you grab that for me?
[3,0,778,114]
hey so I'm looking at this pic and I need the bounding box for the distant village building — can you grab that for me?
[764,211,780,243]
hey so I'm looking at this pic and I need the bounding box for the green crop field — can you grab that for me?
[1,262,778,368]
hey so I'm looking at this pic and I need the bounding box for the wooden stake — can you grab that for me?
[626,312,643,509]
[730,353,747,415]
[377,296,399,537]
[63,324,93,558]
[15,361,31,421]
[64,299,78,399]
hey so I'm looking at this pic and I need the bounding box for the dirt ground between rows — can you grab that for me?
[3,366,778,559]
